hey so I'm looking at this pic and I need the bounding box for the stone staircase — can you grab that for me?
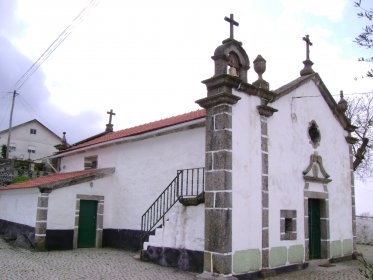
[140,168,205,257]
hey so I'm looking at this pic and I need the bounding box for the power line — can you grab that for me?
[3,0,100,158]
[331,91,373,98]
[13,0,99,91]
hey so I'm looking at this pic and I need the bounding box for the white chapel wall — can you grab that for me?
[59,126,205,230]
[232,89,262,251]
[268,80,353,250]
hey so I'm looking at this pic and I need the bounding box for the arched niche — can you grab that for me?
[212,39,250,82]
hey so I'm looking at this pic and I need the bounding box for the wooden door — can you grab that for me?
[78,200,98,248]
[308,199,321,259]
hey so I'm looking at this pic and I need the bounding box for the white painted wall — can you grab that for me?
[58,126,205,230]
[47,177,114,229]
[0,188,39,227]
[0,120,60,161]
[268,80,352,248]
[232,89,263,251]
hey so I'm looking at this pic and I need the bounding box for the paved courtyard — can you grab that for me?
[0,237,372,279]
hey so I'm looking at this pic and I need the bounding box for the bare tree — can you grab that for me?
[354,1,373,77]
[347,93,373,177]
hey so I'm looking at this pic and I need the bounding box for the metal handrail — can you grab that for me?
[140,167,204,242]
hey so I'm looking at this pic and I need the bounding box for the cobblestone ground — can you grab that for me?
[0,238,372,280]
[0,238,197,280]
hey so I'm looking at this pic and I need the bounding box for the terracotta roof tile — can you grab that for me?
[0,169,110,191]
[65,109,206,152]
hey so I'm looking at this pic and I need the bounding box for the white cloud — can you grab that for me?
[279,0,347,22]
[1,0,369,142]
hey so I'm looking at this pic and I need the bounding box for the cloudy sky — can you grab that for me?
[0,1,372,212]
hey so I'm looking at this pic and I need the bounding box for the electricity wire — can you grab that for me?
[12,0,99,91]
[2,0,100,156]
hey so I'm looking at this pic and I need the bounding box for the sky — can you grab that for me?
[0,0,372,213]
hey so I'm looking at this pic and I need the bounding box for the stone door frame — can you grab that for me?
[304,190,330,261]
[73,194,104,249]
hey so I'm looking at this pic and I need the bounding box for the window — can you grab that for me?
[280,210,297,240]
[9,143,16,152]
[285,218,293,233]
[30,128,37,135]
[308,121,320,148]
[84,156,98,170]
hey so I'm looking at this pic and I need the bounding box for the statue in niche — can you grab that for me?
[228,52,240,77]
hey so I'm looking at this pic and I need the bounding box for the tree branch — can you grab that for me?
[353,137,369,170]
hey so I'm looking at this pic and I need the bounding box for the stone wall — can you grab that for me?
[357,216,373,245]
[0,159,52,186]
[0,159,13,185]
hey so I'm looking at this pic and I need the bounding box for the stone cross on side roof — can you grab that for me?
[105,109,116,133]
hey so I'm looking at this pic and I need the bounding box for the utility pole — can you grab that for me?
[6,90,17,159]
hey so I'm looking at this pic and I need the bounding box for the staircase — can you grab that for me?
[140,167,205,249]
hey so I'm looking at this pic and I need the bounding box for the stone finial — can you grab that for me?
[253,55,269,90]
[337,90,348,113]
[62,132,67,144]
[55,132,69,151]
[300,35,315,76]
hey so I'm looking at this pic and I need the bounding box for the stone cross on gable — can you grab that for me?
[300,34,315,76]
[107,109,115,125]
[224,14,239,39]
[105,109,116,132]
[303,34,313,61]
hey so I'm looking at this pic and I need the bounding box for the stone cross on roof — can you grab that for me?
[107,109,115,125]
[224,14,239,40]
[105,109,116,132]
[303,35,313,61]
[300,34,315,76]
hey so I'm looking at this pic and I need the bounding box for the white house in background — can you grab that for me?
[0,17,359,279]
[0,119,62,161]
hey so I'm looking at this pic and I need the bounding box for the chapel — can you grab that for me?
[0,14,357,279]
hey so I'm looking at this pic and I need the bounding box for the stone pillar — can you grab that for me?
[346,135,357,252]
[259,115,269,269]
[197,29,250,278]
[35,188,51,250]
[96,199,104,248]
[197,78,240,278]
[257,104,277,273]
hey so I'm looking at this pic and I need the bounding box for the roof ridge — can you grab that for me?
[60,109,206,154]
[117,109,206,133]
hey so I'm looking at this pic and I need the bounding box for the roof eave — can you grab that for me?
[38,167,115,192]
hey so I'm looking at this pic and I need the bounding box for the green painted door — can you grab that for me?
[308,199,321,259]
[78,200,98,248]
